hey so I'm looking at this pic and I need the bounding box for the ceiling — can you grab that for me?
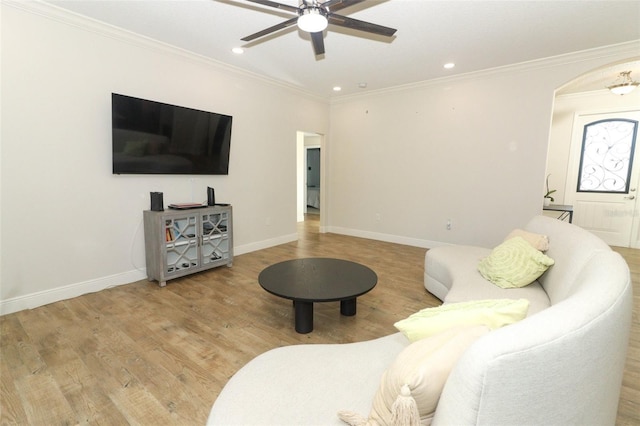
[45,0,640,98]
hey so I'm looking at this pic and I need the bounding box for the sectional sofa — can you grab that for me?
[207,215,632,425]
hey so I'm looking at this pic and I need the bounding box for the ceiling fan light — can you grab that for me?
[607,71,639,95]
[608,83,639,96]
[298,9,328,33]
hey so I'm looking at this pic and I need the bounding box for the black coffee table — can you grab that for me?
[258,258,378,333]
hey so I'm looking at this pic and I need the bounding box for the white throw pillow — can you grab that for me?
[338,325,490,426]
[504,228,550,251]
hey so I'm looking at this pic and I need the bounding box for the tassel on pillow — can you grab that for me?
[390,385,420,426]
[339,327,490,426]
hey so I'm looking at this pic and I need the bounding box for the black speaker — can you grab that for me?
[150,192,164,211]
[207,187,216,206]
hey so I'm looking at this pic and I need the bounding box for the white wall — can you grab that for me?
[0,2,329,313]
[547,88,640,204]
[327,43,640,248]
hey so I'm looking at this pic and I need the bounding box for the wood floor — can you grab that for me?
[1,215,638,425]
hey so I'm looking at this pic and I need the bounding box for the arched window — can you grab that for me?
[577,119,639,193]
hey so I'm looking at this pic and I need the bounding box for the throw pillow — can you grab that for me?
[478,236,555,288]
[504,228,550,251]
[393,298,529,342]
[338,325,490,426]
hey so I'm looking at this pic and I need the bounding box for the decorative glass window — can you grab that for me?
[577,119,639,193]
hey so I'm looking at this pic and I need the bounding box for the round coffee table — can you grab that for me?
[258,258,378,333]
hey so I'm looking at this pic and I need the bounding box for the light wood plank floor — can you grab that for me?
[1,215,638,425]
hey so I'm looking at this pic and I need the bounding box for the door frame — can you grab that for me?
[564,107,640,247]
[296,131,325,229]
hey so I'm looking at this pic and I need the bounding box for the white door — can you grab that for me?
[565,110,640,247]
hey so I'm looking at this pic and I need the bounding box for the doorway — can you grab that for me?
[306,147,320,215]
[564,110,640,246]
[546,59,640,247]
[296,131,323,227]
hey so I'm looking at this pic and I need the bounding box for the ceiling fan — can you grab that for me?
[240,0,397,56]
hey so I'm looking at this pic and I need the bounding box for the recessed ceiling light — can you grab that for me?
[232,47,244,55]
[358,82,368,89]
[333,86,342,92]
[444,63,455,69]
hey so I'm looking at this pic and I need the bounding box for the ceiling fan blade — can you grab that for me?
[321,0,366,13]
[241,16,299,42]
[310,31,325,55]
[328,14,396,37]
[243,0,300,14]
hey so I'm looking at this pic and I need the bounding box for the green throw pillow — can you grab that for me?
[478,236,554,288]
[394,298,529,342]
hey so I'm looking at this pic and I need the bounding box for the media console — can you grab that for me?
[143,205,233,286]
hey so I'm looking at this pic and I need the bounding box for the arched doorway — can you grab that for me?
[546,59,640,247]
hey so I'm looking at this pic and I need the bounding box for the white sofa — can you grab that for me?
[207,216,632,425]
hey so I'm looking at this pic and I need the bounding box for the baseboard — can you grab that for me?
[0,269,147,316]
[0,234,299,316]
[234,233,298,256]
[326,226,445,249]
[1,231,428,316]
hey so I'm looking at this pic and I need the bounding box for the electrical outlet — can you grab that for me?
[446,219,452,230]
[375,213,382,222]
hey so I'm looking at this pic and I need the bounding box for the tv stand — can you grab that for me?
[143,205,233,286]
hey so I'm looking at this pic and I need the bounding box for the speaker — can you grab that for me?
[207,187,216,206]
[150,192,164,211]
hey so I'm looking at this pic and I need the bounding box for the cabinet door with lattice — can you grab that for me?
[164,214,200,277]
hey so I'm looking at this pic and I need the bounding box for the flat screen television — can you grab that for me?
[112,93,232,175]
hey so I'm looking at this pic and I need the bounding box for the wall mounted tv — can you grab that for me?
[112,93,232,175]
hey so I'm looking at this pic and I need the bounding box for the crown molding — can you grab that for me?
[6,1,637,106]
[331,40,640,105]
[3,0,330,104]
